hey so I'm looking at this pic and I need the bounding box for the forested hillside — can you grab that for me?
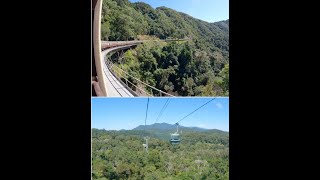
[92,128,229,179]
[133,122,224,133]
[101,0,229,96]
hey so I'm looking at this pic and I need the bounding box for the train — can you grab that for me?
[100,38,186,50]
[101,40,144,50]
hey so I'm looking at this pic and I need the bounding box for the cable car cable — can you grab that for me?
[144,97,150,136]
[175,98,216,124]
[143,97,150,152]
[169,98,215,145]
[154,98,170,124]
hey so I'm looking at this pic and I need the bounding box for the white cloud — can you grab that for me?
[216,102,223,109]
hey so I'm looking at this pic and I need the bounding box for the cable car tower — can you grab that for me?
[143,136,150,153]
[170,123,181,145]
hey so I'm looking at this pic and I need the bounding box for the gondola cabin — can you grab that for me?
[170,123,181,144]
[170,132,181,145]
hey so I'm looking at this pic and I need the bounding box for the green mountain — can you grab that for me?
[101,0,228,56]
[101,0,229,96]
[93,123,228,144]
[132,122,224,132]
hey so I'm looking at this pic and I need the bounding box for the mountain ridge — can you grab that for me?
[132,122,226,133]
[101,0,229,55]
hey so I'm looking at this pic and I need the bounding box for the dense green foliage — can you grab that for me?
[111,41,229,96]
[92,128,229,179]
[102,0,229,96]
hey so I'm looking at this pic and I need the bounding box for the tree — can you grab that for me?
[218,64,229,95]
[92,128,229,180]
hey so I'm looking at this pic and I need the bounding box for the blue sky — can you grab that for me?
[92,97,229,131]
[129,0,229,23]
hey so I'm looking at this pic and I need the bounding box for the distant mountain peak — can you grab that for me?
[132,123,210,132]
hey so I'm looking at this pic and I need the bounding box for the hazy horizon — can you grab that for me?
[92,98,229,131]
[92,122,229,132]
